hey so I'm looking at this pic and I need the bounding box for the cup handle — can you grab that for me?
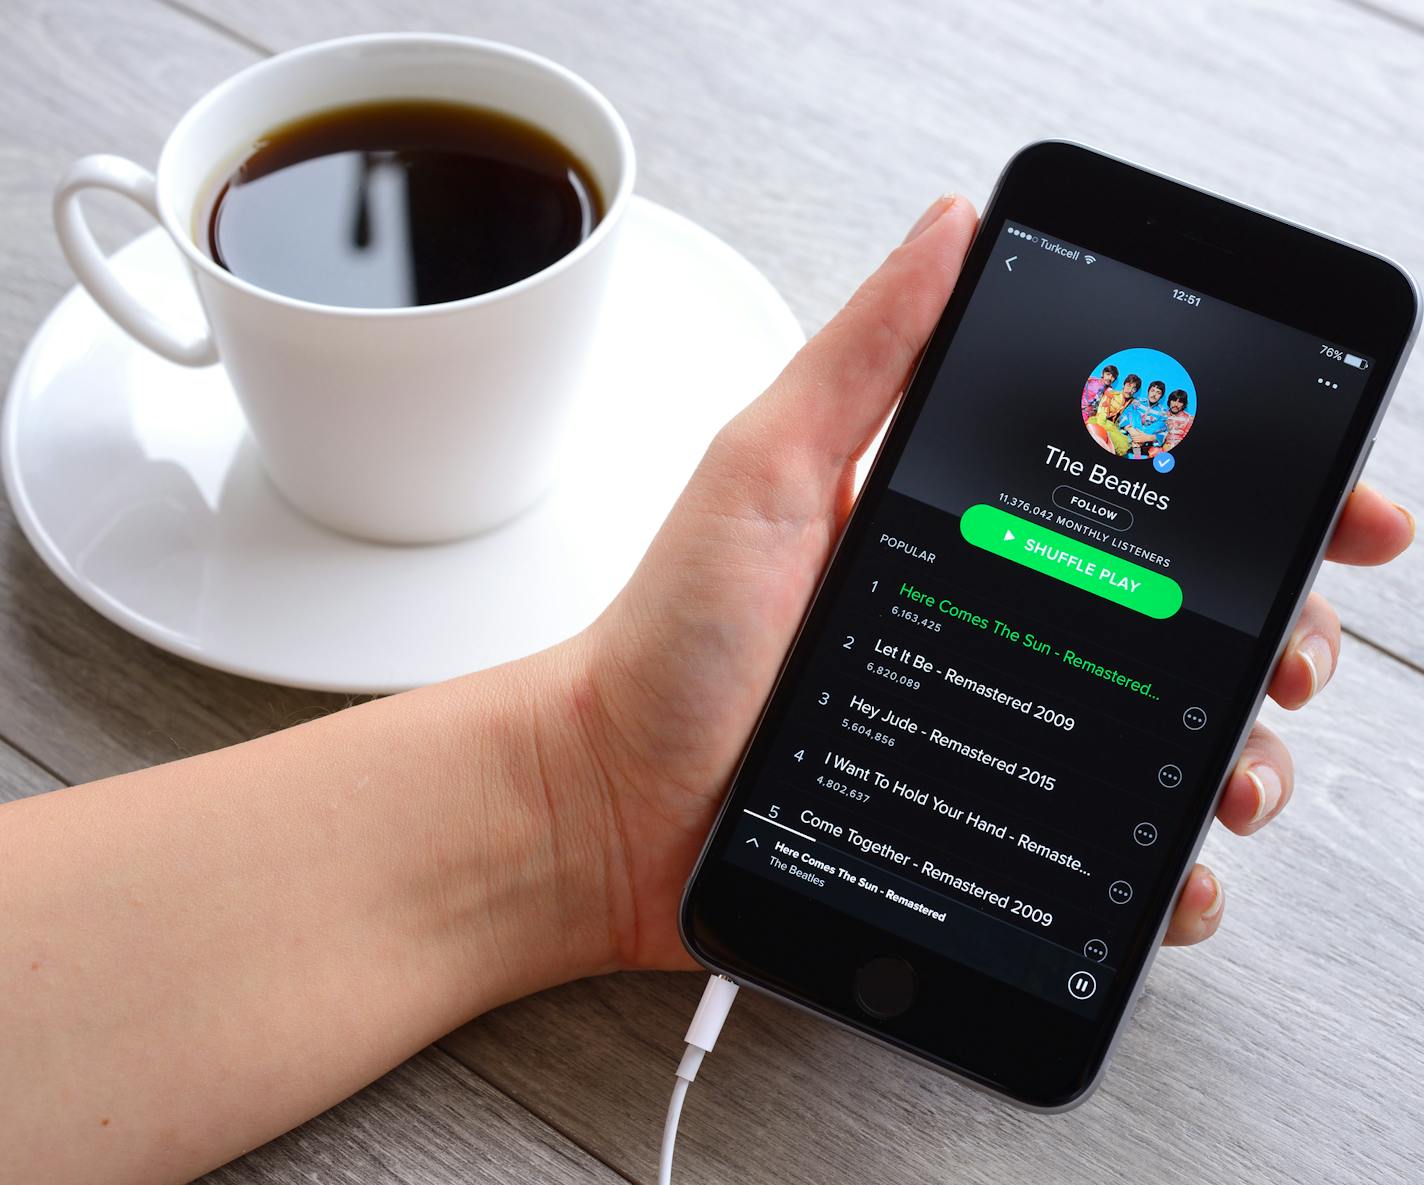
[53,154,219,367]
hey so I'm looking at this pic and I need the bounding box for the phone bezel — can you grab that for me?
[679,140,1419,1110]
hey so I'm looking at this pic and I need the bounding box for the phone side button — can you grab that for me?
[1354,436,1376,486]
[853,956,917,1019]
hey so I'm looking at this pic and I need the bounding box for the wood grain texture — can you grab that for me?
[1,1,1422,1184]
[0,738,62,803]
[172,0,1424,666]
[444,636,1424,1185]
[198,1047,626,1184]
[1345,0,1424,32]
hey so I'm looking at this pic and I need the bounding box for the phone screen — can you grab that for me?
[696,217,1376,1019]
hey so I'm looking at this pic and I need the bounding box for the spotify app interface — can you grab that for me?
[718,223,1372,1014]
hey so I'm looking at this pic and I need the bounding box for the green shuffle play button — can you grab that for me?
[959,503,1182,619]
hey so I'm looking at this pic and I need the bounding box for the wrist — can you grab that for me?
[435,640,627,1006]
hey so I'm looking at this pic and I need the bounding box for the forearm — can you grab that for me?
[0,644,614,1185]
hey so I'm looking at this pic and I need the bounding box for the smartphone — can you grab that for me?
[679,141,1419,1110]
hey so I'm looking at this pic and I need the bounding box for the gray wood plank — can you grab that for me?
[198,1046,627,1184]
[444,633,1424,1185]
[174,0,1424,667]
[0,0,352,786]
[1,3,1422,1185]
[0,737,62,803]
[1345,0,1424,31]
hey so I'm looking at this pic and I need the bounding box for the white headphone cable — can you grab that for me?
[658,974,740,1185]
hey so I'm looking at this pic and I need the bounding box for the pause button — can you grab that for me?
[1067,971,1097,1000]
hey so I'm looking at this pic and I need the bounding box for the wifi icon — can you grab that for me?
[1084,254,1097,265]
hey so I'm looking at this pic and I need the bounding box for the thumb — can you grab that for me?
[732,194,978,476]
[583,195,980,815]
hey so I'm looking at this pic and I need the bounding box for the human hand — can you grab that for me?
[549,195,1415,972]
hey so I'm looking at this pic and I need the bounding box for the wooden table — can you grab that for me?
[4,2,1422,1182]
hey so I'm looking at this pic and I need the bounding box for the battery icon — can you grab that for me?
[1343,353,1369,370]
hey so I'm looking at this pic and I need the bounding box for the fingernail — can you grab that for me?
[1201,871,1225,920]
[904,194,957,243]
[1297,634,1334,698]
[1246,765,1283,825]
[1394,501,1416,543]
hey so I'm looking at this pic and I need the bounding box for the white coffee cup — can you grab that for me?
[54,33,635,544]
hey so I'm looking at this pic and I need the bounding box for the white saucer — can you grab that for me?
[3,197,805,693]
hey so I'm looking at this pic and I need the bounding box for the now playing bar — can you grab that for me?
[731,806,1109,1010]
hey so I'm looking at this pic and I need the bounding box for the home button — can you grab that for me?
[854,956,917,1019]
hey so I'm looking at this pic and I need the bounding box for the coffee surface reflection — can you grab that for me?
[201,99,603,308]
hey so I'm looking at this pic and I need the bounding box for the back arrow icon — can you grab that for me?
[1005,256,1018,272]
[746,837,759,847]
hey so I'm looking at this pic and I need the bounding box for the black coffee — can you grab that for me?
[201,99,603,308]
